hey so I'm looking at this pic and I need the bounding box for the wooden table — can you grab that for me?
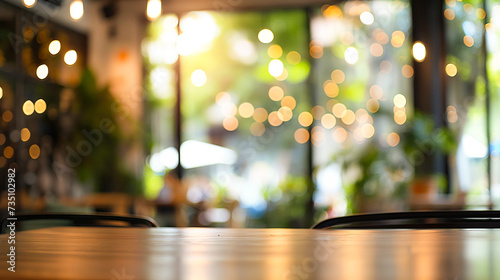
[1,227,500,279]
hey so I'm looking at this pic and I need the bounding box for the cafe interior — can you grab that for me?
[0,0,499,229]
[3,0,500,279]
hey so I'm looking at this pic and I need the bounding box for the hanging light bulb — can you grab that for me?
[70,0,84,20]
[147,0,162,21]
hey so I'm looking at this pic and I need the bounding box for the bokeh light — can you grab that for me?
[191,69,207,87]
[331,69,345,84]
[391,31,405,48]
[312,106,325,120]
[332,103,347,118]
[360,11,374,25]
[23,100,35,115]
[3,146,14,159]
[253,108,268,122]
[48,40,61,55]
[463,35,474,47]
[402,64,414,78]
[268,111,283,126]
[344,47,358,64]
[269,86,284,101]
[21,128,31,142]
[258,29,274,43]
[70,0,84,20]
[268,45,283,58]
[268,59,284,77]
[393,94,407,108]
[286,51,301,64]
[369,85,383,100]
[146,0,162,21]
[387,132,400,147]
[366,99,379,113]
[446,63,458,77]
[35,99,47,114]
[323,81,339,98]
[36,64,49,79]
[238,102,254,118]
[321,114,336,129]
[370,43,383,57]
[332,127,347,143]
[23,0,36,8]
[281,96,296,110]
[29,144,41,159]
[223,117,238,131]
[278,107,293,121]
[250,122,265,136]
[298,112,314,127]
[361,123,375,138]
[294,128,309,144]
[412,41,426,62]
[2,111,13,123]
[341,110,355,125]
[444,8,455,20]
[64,50,78,65]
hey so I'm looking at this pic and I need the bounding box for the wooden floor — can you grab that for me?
[1,227,500,279]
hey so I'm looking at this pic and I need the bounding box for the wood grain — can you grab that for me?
[1,227,500,279]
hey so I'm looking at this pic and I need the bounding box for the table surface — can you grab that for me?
[1,227,500,280]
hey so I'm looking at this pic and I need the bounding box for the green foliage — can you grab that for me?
[70,69,142,195]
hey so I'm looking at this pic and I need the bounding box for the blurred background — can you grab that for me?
[0,0,499,228]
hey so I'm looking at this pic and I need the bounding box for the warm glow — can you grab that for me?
[394,111,407,125]
[278,107,293,122]
[402,65,414,78]
[238,102,254,118]
[2,111,12,123]
[36,64,49,79]
[258,29,274,43]
[223,117,238,131]
[23,100,35,115]
[331,70,345,84]
[374,29,389,45]
[444,8,455,20]
[48,40,61,55]
[387,132,400,147]
[369,85,383,100]
[269,86,284,101]
[294,128,309,144]
[64,50,77,65]
[311,126,324,146]
[268,45,283,58]
[309,45,323,59]
[29,144,40,159]
[298,112,314,127]
[0,87,2,99]
[370,43,383,57]
[361,123,375,138]
[268,111,283,126]
[391,31,405,48]
[360,11,374,25]
[323,5,343,18]
[147,0,162,21]
[281,96,296,110]
[446,63,458,77]
[250,122,265,136]
[312,106,325,120]
[253,108,268,122]
[70,0,84,20]
[286,51,301,64]
[3,146,14,159]
[268,59,284,77]
[393,94,407,108]
[463,35,474,47]
[21,128,31,142]
[332,127,347,143]
[341,110,355,125]
[35,99,47,114]
[344,47,358,64]
[177,12,218,56]
[412,41,426,62]
[366,99,379,113]
[323,81,339,98]
[23,0,36,8]
[332,103,347,118]
[321,114,336,129]
[191,69,207,87]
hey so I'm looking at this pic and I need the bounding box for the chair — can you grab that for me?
[0,212,158,234]
[311,210,500,229]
